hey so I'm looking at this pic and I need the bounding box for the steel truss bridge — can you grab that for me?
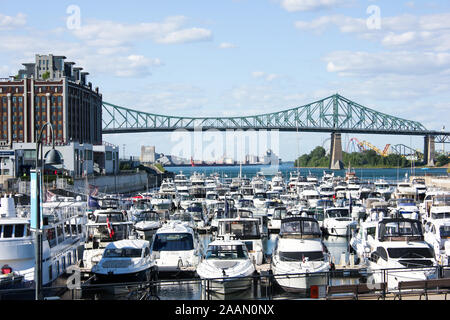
[102,94,449,137]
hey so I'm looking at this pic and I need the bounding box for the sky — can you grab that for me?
[1,0,449,161]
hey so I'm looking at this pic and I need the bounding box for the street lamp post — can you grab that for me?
[34,122,62,300]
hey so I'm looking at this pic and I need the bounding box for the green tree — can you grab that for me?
[42,71,50,80]
[436,154,450,167]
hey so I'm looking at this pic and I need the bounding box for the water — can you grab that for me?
[167,163,447,181]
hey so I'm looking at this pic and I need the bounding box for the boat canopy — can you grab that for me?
[378,219,424,242]
[280,217,321,239]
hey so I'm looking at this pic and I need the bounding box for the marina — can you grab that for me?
[1,165,449,300]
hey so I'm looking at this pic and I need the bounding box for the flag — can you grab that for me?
[106,217,115,239]
[89,185,98,197]
[46,190,57,202]
[88,196,100,209]
[224,198,230,218]
[349,192,353,218]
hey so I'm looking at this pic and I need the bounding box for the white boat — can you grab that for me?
[174,172,191,194]
[318,183,335,199]
[252,192,267,209]
[151,222,201,273]
[268,206,288,234]
[196,239,256,295]
[151,193,174,211]
[92,239,158,283]
[82,208,133,272]
[271,217,330,292]
[0,195,87,290]
[366,219,438,290]
[300,188,321,208]
[323,207,358,237]
[215,216,264,265]
[160,178,177,194]
[374,179,393,200]
[389,198,420,220]
[133,210,161,241]
[424,219,450,266]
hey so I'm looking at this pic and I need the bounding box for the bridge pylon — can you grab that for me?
[330,132,345,170]
[424,135,436,167]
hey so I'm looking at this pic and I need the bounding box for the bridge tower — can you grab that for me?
[329,132,345,170]
[424,135,436,167]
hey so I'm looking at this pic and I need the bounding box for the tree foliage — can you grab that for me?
[295,146,413,168]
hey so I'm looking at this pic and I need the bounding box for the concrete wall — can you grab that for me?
[73,172,148,194]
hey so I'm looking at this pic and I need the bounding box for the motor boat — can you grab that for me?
[0,195,87,291]
[318,183,335,199]
[374,179,394,201]
[185,202,208,231]
[133,210,161,241]
[151,222,202,274]
[271,217,330,292]
[411,178,427,201]
[174,172,191,194]
[92,239,158,283]
[170,211,196,230]
[253,192,268,209]
[389,198,420,220]
[82,208,133,272]
[160,178,177,194]
[424,219,450,266]
[365,219,438,290]
[300,189,321,208]
[215,216,264,265]
[196,239,256,295]
[323,207,358,237]
[268,206,288,234]
[151,193,174,211]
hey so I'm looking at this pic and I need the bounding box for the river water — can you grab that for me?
[167,163,447,181]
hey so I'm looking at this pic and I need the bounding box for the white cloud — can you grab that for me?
[71,16,212,46]
[252,71,282,82]
[294,13,450,51]
[0,13,26,30]
[157,28,212,44]
[280,0,351,12]
[325,51,450,77]
[219,42,238,49]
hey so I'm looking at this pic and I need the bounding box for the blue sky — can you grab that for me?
[1,0,450,160]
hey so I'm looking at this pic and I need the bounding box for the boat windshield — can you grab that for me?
[279,251,324,262]
[280,220,321,236]
[432,212,450,220]
[152,233,194,251]
[387,247,434,259]
[440,225,450,238]
[326,209,350,218]
[206,193,217,200]
[379,220,423,240]
[134,201,151,210]
[433,196,450,206]
[103,248,143,258]
[96,213,125,223]
[136,212,159,222]
[206,245,248,260]
[273,208,288,220]
[219,221,260,239]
